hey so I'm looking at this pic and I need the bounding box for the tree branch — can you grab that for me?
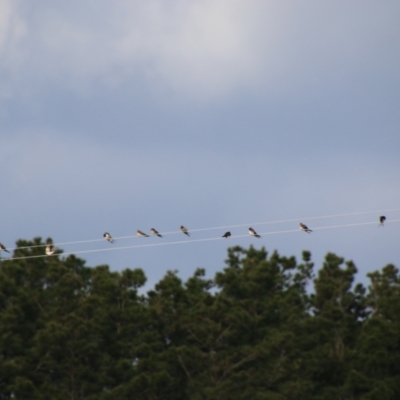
[186,327,203,345]
[178,355,192,379]
[216,324,232,343]
[221,352,258,380]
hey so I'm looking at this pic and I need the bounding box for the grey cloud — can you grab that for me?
[1,1,399,102]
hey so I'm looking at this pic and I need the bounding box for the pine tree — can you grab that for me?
[346,264,400,399]
[301,253,367,399]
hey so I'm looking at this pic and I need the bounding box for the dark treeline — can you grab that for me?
[0,238,399,399]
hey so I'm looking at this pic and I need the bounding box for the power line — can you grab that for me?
[6,207,400,251]
[3,218,399,263]
[187,208,400,233]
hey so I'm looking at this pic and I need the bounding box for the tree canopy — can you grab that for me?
[0,239,399,399]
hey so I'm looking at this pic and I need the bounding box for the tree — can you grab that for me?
[159,246,316,400]
[0,238,398,400]
[301,253,367,399]
[345,265,400,399]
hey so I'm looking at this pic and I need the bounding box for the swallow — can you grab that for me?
[45,243,56,256]
[248,227,261,238]
[0,243,10,253]
[222,231,231,238]
[299,223,312,233]
[379,216,386,227]
[180,225,190,236]
[136,230,149,237]
[103,232,114,243]
[45,239,56,255]
[150,228,162,238]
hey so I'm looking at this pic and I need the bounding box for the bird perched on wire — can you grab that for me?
[0,243,10,253]
[299,223,312,233]
[45,239,56,256]
[150,228,162,238]
[379,216,386,227]
[180,225,190,236]
[103,232,114,243]
[137,230,149,237]
[222,231,231,238]
[248,227,261,238]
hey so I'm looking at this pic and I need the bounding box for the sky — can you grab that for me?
[1,0,399,289]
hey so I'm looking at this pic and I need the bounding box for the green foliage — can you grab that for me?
[0,239,398,399]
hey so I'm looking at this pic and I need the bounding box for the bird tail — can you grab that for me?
[255,234,261,238]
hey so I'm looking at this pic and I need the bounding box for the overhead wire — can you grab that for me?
[6,207,400,252]
[2,218,399,263]
[184,207,400,233]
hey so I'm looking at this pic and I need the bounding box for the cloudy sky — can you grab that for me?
[1,0,399,288]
